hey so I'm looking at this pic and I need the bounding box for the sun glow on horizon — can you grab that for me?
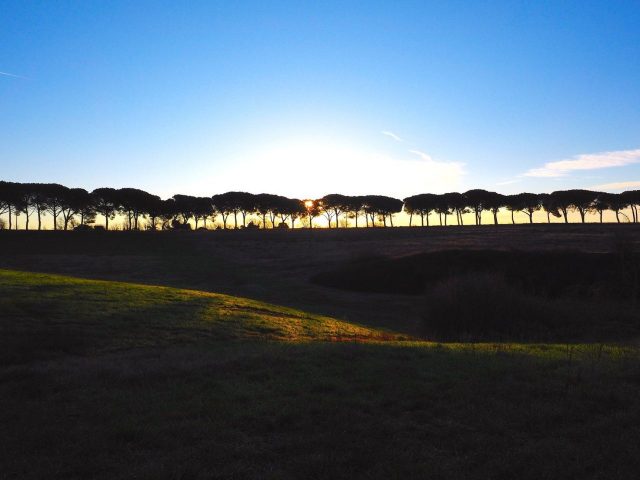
[205,136,466,199]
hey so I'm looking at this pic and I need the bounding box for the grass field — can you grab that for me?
[2,267,640,479]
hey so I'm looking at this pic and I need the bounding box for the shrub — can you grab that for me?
[422,272,639,342]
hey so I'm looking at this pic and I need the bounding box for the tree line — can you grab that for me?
[0,180,639,230]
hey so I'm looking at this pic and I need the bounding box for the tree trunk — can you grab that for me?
[409,212,412,227]
[37,208,42,230]
[421,214,424,227]
[511,210,515,225]
[8,205,12,230]
[616,211,620,223]
[493,210,498,225]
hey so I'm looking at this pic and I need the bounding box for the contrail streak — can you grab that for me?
[0,71,27,79]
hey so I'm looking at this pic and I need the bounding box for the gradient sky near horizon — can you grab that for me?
[1,1,639,200]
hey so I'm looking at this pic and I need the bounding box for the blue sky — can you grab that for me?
[1,0,639,199]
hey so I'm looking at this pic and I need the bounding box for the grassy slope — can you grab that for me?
[0,269,403,364]
[1,269,640,479]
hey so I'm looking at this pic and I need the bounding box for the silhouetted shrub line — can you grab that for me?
[312,248,640,342]
[1,181,639,230]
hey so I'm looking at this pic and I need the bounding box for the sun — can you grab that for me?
[304,200,314,208]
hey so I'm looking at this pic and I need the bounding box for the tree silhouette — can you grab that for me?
[60,188,91,230]
[621,190,640,223]
[464,189,492,225]
[507,193,540,224]
[302,199,321,229]
[3,179,640,230]
[92,187,120,230]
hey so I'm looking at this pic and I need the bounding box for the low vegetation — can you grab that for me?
[314,248,640,341]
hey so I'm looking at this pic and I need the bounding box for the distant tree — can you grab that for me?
[440,192,467,226]
[539,193,560,223]
[596,192,628,223]
[549,189,597,223]
[361,195,403,227]
[464,189,495,225]
[146,196,165,230]
[60,188,92,230]
[160,198,178,229]
[404,193,439,226]
[30,184,50,230]
[254,193,277,228]
[302,199,321,229]
[550,190,574,223]
[343,196,364,227]
[433,194,451,226]
[481,191,505,225]
[621,190,640,223]
[285,198,306,229]
[571,189,597,223]
[43,184,70,230]
[172,194,198,227]
[506,193,539,224]
[14,183,36,230]
[212,192,243,229]
[192,197,214,229]
[320,194,349,228]
[92,187,120,230]
[117,188,160,230]
[0,181,16,229]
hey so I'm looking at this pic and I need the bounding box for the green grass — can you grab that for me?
[0,269,404,364]
[1,269,640,479]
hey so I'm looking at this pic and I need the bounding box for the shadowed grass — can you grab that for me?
[1,269,640,479]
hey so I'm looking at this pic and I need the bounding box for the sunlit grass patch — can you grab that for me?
[0,269,404,364]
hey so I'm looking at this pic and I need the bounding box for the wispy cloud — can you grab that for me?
[0,70,27,79]
[589,180,640,191]
[495,179,520,186]
[382,131,403,142]
[524,148,640,178]
[409,149,433,162]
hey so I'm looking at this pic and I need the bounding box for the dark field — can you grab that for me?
[1,225,640,479]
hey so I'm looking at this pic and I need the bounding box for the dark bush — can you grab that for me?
[422,272,639,342]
